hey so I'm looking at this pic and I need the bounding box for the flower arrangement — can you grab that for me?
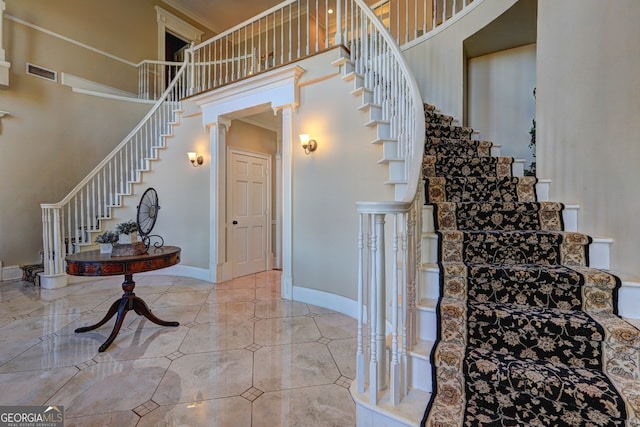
[116,220,139,235]
[95,230,119,244]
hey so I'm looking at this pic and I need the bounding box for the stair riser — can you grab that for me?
[420,233,610,268]
[364,104,382,121]
[512,159,524,177]
[381,140,399,158]
[420,267,440,300]
[417,306,437,342]
[422,205,578,233]
[409,355,433,392]
[387,162,406,182]
[536,180,550,201]
[619,282,640,319]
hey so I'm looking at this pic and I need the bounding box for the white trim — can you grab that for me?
[155,6,204,61]
[191,66,304,293]
[280,107,294,300]
[0,264,21,282]
[5,14,137,67]
[67,88,155,105]
[160,0,219,33]
[292,285,357,319]
[192,65,305,122]
[61,73,138,98]
[209,122,229,283]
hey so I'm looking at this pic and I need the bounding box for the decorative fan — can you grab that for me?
[136,187,164,249]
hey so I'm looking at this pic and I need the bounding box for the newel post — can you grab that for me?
[39,205,68,289]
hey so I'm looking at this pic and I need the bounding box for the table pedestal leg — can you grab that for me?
[74,273,179,352]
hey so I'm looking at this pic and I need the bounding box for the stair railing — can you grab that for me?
[370,0,479,47]
[356,190,422,406]
[137,59,185,100]
[40,56,190,282]
[188,0,346,96]
[348,0,424,406]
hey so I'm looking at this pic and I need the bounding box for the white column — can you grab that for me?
[274,139,283,269]
[209,120,230,283]
[280,106,294,300]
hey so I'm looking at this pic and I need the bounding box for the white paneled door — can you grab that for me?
[228,149,270,278]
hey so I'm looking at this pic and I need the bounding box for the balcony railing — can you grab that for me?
[371,0,476,46]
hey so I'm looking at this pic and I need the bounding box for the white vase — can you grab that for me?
[118,232,138,244]
[99,243,113,254]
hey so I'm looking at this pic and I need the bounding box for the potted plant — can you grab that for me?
[116,220,140,244]
[95,230,118,253]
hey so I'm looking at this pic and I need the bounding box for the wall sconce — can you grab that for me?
[299,134,318,155]
[187,152,204,167]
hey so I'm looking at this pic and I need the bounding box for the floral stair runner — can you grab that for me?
[420,104,640,426]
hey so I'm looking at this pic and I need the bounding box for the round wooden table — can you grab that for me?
[66,245,181,352]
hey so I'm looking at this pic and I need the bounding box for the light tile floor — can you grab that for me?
[0,271,357,426]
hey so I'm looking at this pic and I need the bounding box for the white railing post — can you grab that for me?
[390,212,400,404]
[335,0,343,45]
[188,47,195,95]
[373,212,387,395]
[357,201,413,405]
[357,212,367,393]
[40,205,68,288]
[368,212,379,405]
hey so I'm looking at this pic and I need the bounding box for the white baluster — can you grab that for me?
[368,213,378,404]
[390,212,400,404]
[335,0,343,45]
[357,213,366,393]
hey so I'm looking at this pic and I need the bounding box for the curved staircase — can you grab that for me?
[420,104,640,426]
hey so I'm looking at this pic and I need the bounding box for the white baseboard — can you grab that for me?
[0,264,22,282]
[292,285,357,319]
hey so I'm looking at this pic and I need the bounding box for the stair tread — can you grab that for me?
[409,339,434,360]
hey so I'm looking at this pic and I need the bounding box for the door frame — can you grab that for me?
[155,6,203,61]
[191,64,304,299]
[226,147,272,278]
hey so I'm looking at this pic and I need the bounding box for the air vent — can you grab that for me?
[26,63,57,82]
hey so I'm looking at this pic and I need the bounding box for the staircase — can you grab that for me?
[418,105,640,426]
[351,102,640,426]
[39,61,189,289]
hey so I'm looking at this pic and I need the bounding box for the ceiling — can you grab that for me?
[162,0,285,34]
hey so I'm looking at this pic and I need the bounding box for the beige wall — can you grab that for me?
[403,0,519,120]
[0,0,211,270]
[96,108,211,269]
[537,0,640,279]
[292,70,395,300]
[468,43,537,168]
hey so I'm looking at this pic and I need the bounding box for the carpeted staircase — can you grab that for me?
[420,104,640,426]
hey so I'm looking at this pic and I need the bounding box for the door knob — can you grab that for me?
[232,221,238,224]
